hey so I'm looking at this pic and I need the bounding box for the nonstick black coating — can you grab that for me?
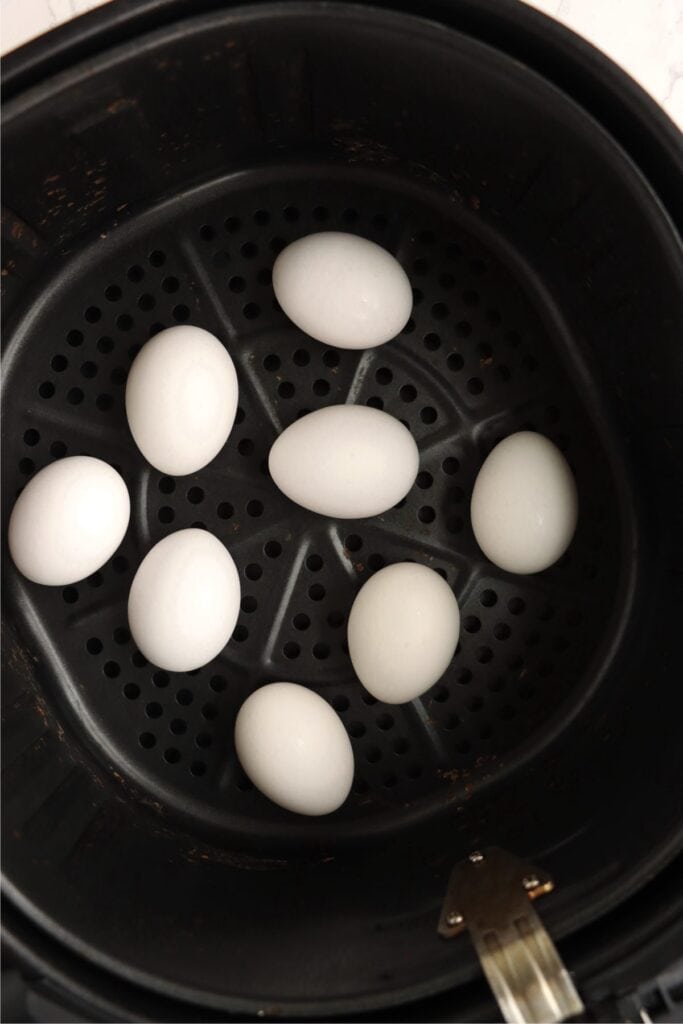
[2,165,624,843]
[2,2,682,1017]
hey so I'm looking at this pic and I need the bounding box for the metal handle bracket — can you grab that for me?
[438,847,584,1024]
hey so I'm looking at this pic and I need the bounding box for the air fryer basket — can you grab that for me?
[2,2,682,1019]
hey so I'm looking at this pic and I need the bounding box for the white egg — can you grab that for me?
[128,528,240,672]
[347,562,460,704]
[125,325,238,476]
[272,232,412,349]
[235,683,354,816]
[269,405,419,519]
[471,431,578,574]
[8,456,130,586]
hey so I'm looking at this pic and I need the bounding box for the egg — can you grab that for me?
[8,456,130,586]
[128,528,240,671]
[471,431,578,574]
[272,231,412,349]
[269,405,419,519]
[235,683,354,815]
[347,562,460,704]
[125,325,238,476]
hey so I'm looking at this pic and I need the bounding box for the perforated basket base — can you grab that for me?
[2,164,623,846]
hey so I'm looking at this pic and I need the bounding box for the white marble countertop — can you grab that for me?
[2,0,682,130]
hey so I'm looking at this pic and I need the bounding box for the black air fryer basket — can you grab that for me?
[2,1,682,1021]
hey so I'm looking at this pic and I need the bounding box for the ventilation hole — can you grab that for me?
[361,692,377,706]
[122,682,139,701]
[418,506,435,524]
[481,589,498,607]
[209,675,226,693]
[264,540,282,558]
[158,506,174,524]
[84,306,101,324]
[457,668,473,686]
[116,313,133,332]
[163,748,181,764]
[38,381,55,399]
[104,661,120,678]
[293,348,310,366]
[59,586,78,605]
[322,350,340,369]
[375,367,392,385]
[237,438,254,456]
[464,616,481,633]
[48,354,67,373]
[413,471,432,491]
[439,460,459,480]
[424,332,441,352]
[243,302,260,319]
[86,637,103,655]
[420,406,437,424]
[303,554,322,573]
[293,613,310,631]
[196,732,212,748]
[283,641,300,659]
[183,486,203,506]
[400,384,417,402]
[466,377,483,395]
[261,355,281,376]
[139,732,156,749]
[431,302,448,321]
[366,396,383,410]
[367,553,385,572]
[308,583,325,601]
[217,501,234,520]
[233,624,248,642]
[239,241,257,259]
[147,671,168,692]
[332,695,349,713]
[95,336,114,355]
[172,304,190,322]
[431,685,448,703]
[345,535,362,553]
[190,761,206,777]
[313,378,330,396]
[375,713,394,731]
[87,571,104,588]
[170,718,187,735]
[146,701,163,719]
[508,598,526,615]
[236,594,257,616]
[366,747,382,764]
[476,646,493,664]
[176,688,193,706]
[66,387,84,405]
[131,650,147,668]
[494,623,511,641]
[201,703,218,721]
[313,642,330,660]
[246,499,263,519]
[278,381,295,399]
[245,563,262,581]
